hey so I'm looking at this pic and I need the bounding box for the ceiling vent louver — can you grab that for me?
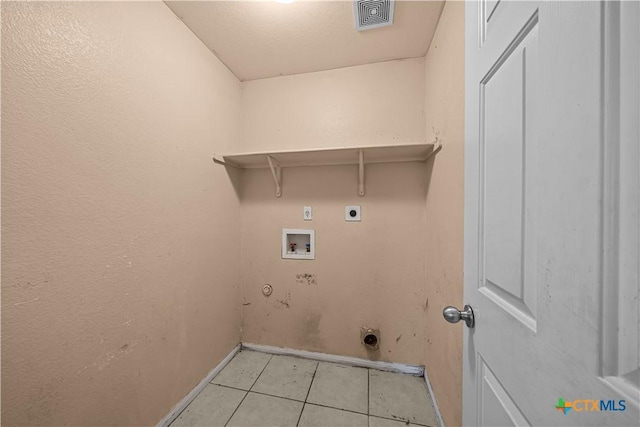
[353,0,395,31]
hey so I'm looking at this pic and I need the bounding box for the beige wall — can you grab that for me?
[1,2,242,426]
[238,59,429,364]
[241,58,426,152]
[240,163,427,364]
[423,2,465,426]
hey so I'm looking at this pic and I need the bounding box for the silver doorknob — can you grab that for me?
[443,305,475,328]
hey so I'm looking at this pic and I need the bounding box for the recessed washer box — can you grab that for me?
[282,229,315,260]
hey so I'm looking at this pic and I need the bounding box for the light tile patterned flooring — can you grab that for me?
[170,350,439,427]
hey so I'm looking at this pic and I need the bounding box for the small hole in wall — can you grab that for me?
[364,334,378,346]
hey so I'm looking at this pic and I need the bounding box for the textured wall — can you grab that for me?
[1,2,242,425]
[241,58,425,152]
[422,2,465,426]
[238,59,428,364]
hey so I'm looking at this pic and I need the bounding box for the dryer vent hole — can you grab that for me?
[364,334,378,346]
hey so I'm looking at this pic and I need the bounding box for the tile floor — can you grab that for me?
[171,350,439,427]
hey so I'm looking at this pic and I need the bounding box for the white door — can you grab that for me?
[462,1,639,425]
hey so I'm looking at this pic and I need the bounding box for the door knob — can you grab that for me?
[443,305,475,328]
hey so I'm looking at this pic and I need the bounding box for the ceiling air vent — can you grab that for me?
[353,0,395,31]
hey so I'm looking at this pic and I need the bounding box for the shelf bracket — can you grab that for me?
[425,140,443,162]
[266,155,282,197]
[358,149,365,196]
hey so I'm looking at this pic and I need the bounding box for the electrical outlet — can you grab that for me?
[303,206,312,221]
[345,205,361,222]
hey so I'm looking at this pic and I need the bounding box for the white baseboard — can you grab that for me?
[156,344,241,427]
[241,342,424,376]
[424,369,445,427]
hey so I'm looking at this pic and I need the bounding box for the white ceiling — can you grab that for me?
[165,1,446,81]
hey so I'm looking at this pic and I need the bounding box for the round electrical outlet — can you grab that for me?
[345,206,361,221]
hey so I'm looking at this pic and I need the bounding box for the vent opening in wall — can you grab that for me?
[353,0,395,31]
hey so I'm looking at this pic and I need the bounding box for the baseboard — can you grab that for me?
[241,342,424,376]
[424,369,445,427]
[156,343,241,427]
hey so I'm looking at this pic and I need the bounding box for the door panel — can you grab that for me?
[464,1,640,425]
[478,357,530,427]
[480,13,538,330]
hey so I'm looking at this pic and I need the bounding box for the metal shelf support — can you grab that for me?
[425,140,443,162]
[266,155,282,197]
[358,150,365,196]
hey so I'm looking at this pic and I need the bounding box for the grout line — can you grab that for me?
[215,384,306,404]
[248,353,274,390]
[215,384,370,417]
[214,383,259,394]
[232,386,304,403]
[296,403,306,427]
[367,368,370,427]
[299,402,368,417]
[223,354,273,427]
[222,389,249,427]
[303,361,319,402]
[303,402,372,419]
[369,415,430,427]
[296,361,319,426]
